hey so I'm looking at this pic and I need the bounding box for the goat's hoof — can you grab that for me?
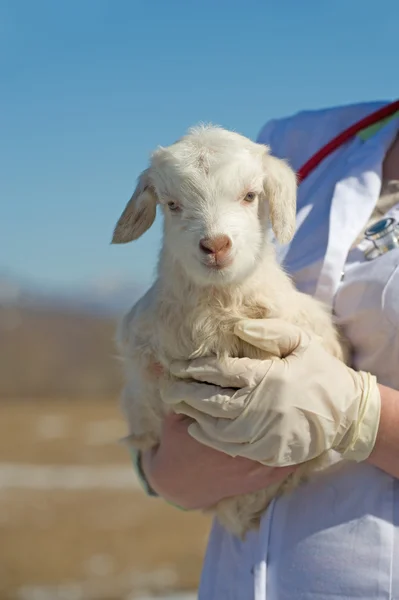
[120,432,158,451]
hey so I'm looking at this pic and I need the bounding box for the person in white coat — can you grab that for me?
[137,99,399,599]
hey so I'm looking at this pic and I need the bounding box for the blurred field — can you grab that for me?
[0,307,122,400]
[0,399,210,600]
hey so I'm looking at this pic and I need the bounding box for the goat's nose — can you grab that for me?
[199,235,232,256]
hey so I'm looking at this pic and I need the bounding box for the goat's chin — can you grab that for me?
[185,259,257,288]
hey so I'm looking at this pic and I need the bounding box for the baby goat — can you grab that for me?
[112,125,346,538]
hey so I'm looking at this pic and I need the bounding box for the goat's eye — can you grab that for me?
[167,201,181,212]
[244,192,256,203]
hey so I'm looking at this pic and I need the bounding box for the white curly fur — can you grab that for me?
[113,125,347,538]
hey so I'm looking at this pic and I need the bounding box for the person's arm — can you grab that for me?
[140,413,296,510]
[139,319,398,509]
[368,384,399,478]
[139,381,399,510]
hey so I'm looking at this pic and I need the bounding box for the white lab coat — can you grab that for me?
[199,102,399,599]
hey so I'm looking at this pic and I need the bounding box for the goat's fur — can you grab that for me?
[113,125,348,538]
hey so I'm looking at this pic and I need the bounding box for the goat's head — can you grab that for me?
[112,125,297,286]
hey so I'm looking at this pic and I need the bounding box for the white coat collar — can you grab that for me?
[257,102,399,306]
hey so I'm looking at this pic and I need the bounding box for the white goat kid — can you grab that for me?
[113,125,346,538]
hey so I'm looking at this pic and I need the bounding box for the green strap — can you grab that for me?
[129,448,158,497]
[357,110,399,141]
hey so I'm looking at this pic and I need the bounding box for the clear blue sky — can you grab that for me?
[2,0,398,291]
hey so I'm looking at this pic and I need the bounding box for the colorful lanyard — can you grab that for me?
[297,99,399,184]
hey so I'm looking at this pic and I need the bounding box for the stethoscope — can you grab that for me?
[363,217,399,260]
[297,99,399,261]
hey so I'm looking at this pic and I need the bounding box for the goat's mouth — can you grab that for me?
[201,258,233,271]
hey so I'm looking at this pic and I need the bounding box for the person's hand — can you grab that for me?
[141,413,296,510]
[160,319,381,466]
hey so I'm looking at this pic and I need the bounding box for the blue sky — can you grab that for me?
[2,0,398,292]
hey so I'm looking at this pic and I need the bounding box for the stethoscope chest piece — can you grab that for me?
[364,217,399,260]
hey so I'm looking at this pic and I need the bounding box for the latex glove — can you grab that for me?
[160,319,381,466]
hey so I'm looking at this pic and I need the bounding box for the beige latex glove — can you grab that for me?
[160,319,381,466]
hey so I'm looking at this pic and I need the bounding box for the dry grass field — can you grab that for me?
[0,399,210,600]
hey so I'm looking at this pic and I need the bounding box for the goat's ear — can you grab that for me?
[263,153,297,245]
[112,170,158,244]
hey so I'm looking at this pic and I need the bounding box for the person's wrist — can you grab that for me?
[335,371,381,462]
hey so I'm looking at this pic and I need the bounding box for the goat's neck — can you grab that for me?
[152,247,293,362]
[156,246,293,314]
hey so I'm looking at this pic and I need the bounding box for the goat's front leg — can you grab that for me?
[120,357,165,451]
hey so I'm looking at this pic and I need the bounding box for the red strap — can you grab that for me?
[297,100,399,184]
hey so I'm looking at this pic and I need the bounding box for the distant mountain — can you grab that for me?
[0,272,145,316]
